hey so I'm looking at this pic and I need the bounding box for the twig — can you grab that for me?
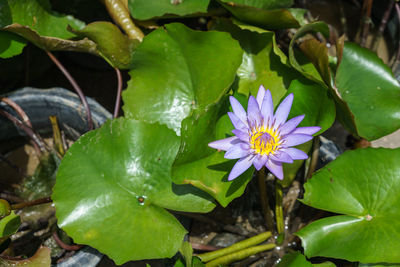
[306,137,320,180]
[372,0,395,51]
[46,51,93,131]
[391,3,400,71]
[113,68,123,118]
[52,231,83,251]
[0,109,44,155]
[257,168,275,232]
[49,116,65,157]
[10,197,52,210]
[360,0,374,47]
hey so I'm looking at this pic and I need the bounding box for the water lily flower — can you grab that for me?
[209,85,320,181]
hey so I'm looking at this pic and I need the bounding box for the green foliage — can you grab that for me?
[219,0,304,29]
[297,148,400,264]
[128,0,211,20]
[0,211,20,238]
[53,118,215,264]
[122,22,243,135]
[334,42,400,141]
[278,252,312,267]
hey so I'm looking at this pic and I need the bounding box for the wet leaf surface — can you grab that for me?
[53,118,215,264]
[297,148,400,263]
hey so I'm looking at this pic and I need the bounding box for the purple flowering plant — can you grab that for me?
[3,1,400,266]
[209,85,320,181]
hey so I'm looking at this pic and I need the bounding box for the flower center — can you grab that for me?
[250,128,281,155]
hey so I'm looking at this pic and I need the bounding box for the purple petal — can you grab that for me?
[281,147,308,160]
[228,155,254,181]
[279,115,305,136]
[253,155,268,171]
[225,144,250,159]
[274,93,294,127]
[230,96,247,124]
[261,89,274,126]
[232,129,249,142]
[247,96,262,127]
[256,85,266,108]
[228,112,247,131]
[282,134,313,147]
[265,159,283,180]
[291,126,321,135]
[270,151,293,163]
[208,136,238,151]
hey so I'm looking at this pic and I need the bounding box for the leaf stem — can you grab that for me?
[257,168,275,231]
[197,231,272,263]
[360,0,374,47]
[306,137,320,180]
[10,197,52,210]
[204,243,276,267]
[275,181,284,235]
[113,68,123,118]
[102,0,144,41]
[46,51,93,131]
[371,0,394,51]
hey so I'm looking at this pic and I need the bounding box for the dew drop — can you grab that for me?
[345,90,350,94]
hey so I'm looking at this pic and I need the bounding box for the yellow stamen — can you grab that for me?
[249,127,281,155]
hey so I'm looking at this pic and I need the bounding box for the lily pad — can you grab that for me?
[122,22,243,135]
[128,0,211,20]
[211,18,301,103]
[278,252,312,267]
[297,148,400,263]
[335,42,400,140]
[219,0,303,29]
[53,118,215,264]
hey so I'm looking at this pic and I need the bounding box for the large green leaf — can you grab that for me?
[69,21,139,69]
[0,0,98,54]
[122,22,243,135]
[0,31,26,58]
[297,148,400,263]
[0,0,84,37]
[211,18,301,103]
[128,0,211,20]
[53,118,215,264]
[334,42,400,141]
[219,0,303,30]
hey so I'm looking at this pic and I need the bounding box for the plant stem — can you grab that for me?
[275,182,284,235]
[0,109,45,156]
[113,68,123,118]
[306,137,320,180]
[204,243,276,267]
[372,0,394,51]
[391,3,400,71]
[49,116,65,157]
[360,0,374,47]
[10,197,52,210]
[46,51,93,131]
[102,0,144,41]
[257,168,275,231]
[197,231,272,263]
[52,231,83,251]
